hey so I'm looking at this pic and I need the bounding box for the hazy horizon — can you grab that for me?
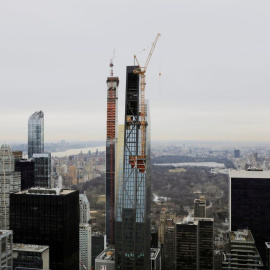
[5,139,270,146]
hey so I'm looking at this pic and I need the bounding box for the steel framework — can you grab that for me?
[106,55,119,245]
[115,67,151,270]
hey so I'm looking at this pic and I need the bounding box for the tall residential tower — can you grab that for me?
[106,71,119,246]
[115,66,151,270]
[28,111,44,159]
[79,193,91,270]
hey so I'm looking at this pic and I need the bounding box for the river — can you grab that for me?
[154,162,225,168]
[51,146,106,158]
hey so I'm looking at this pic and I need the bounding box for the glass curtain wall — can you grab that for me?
[28,111,44,159]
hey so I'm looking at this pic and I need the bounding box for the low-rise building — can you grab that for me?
[95,246,115,270]
[13,244,49,269]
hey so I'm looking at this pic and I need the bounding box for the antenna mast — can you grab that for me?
[110,49,115,76]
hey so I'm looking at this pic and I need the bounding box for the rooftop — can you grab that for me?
[96,246,115,262]
[106,76,120,84]
[16,187,76,196]
[0,230,12,237]
[229,230,254,243]
[0,143,12,156]
[29,111,44,121]
[13,243,49,253]
[32,153,50,158]
[79,193,90,204]
[150,248,160,260]
[180,217,214,225]
[230,170,270,179]
[0,143,11,150]
[80,223,90,228]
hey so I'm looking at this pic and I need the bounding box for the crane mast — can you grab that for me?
[133,33,160,172]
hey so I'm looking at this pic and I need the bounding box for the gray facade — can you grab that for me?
[13,244,49,270]
[95,246,115,270]
[0,144,21,229]
[79,224,91,270]
[79,193,90,224]
[0,230,13,268]
[28,111,44,159]
[222,230,263,269]
[79,193,91,270]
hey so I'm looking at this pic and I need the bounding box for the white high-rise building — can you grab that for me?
[79,193,91,270]
[0,144,21,229]
[79,223,92,270]
[0,230,13,268]
[79,193,90,224]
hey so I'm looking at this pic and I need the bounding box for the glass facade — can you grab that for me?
[15,159,35,190]
[32,153,51,188]
[91,234,104,268]
[175,223,197,270]
[230,171,270,263]
[115,66,151,270]
[28,111,44,159]
[10,188,79,270]
[175,219,214,270]
[13,251,43,269]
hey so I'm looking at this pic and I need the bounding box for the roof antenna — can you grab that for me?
[110,49,115,76]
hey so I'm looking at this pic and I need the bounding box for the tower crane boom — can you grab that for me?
[131,33,160,173]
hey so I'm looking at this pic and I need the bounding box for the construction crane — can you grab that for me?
[132,33,160,173]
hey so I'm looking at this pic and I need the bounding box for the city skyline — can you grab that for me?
[1,1,270,142]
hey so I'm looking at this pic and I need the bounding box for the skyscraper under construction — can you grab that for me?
[115,66,151,270]
[106,66,119,246]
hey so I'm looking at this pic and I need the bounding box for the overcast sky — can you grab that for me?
[1,1,270,143]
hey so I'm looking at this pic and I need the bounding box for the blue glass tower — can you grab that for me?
[28,111,44,159]
[115,66,151,270]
